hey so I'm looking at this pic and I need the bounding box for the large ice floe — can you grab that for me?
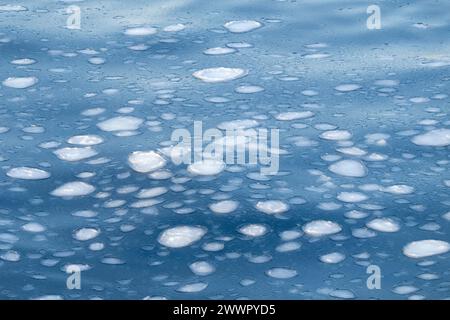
[128,151,166,173]
[193,68,248,83]
[403,240,450,258]
[158,226,207,248]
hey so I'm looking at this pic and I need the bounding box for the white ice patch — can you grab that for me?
[381,185,414,195]
[411,129,450,147]
[193,67,248,83]
[235,85,264,94]
[329,290,355,299]
[276,241,301,253]
[51,181,95,197]
[0,5,27,12]
[82,107,105,116]
[22,222,46,233]
[337,147,367,156]
[392,286,418,295]
[303,220,342,237]
[443,212,450,221]
[6,167,50,180]
[0,250,20,262]
[337,192,368,203]
[97,116,143,132]
[54,147,98,162]
[209,200,239,214]
[74,228,100,241]
[255,200,289,215]
[319,252,346,264]
[403,240,450,258]
[217,119,259,131]
[67,135,104,146]
[275,111,314,121]
[334,84,361,92]
[158,226,207,248]
[128,151,166,173]
[223,20,262,33]
[265,267,297,279]
[188,159,225,176]
[163,23,186,32]
[124,26,157,36]
[238,224,268,237]
[136,186,168,199]
[203,47,236,55]
[320,130,352,141]
[189,261,215,276]
[11,58,36,65]
[367,218,400,232]
[329,160,368,178]
[2,77,38,89]
[177,282,208,293]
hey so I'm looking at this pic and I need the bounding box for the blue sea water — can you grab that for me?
[0,0,449,300]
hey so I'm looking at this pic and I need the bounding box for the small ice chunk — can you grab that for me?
[189,261,215,276]
[276,242,301,252]
[67,135,104,146]
[188,159,225,176]
[51,181,95,197]
[381,185,414,195]
[74,228,100,241]
[403,240,450,258]
[97,116,143,132]
[177,282,208,293]
[329,290,355,299]
[337,147,367,156]
[266,267,297,279]
[193,67,248,83]
[11,58,36,65]
[136,187,168,199]
[275,111,314,121]
[124,26,157,36]
[238,224,268,237]
[128,151,166,173]
[235,85,264,94]
[2,77,38,89]
[223,20,262,33]
[163,23,186,32]
[0,250,20,262]
[255,200,289,214]
[392,286,418,295]
[54,147,98,162]
[334,84,361,92]
[22,222,46,233]
[82,108,105,116]
[0,5,27,12]
[203,47,236,55]
[443,212,450,221]
[337,192,368,203]
[158,226,207,248]
[217,119,258,130]
[411,129,450,147]
[320,252,346,264]
[367,218,400,232]
[6,167,50,180]
[88,57,105,65]
[303,220,342,237]
[329,160,368,177]
[320,130,352,141]
[209,200,238,214]
[352,228,376,239]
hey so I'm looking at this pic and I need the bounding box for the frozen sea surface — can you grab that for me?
[0,0,449,300]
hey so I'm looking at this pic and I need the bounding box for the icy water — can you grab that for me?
[1,0,450,300]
